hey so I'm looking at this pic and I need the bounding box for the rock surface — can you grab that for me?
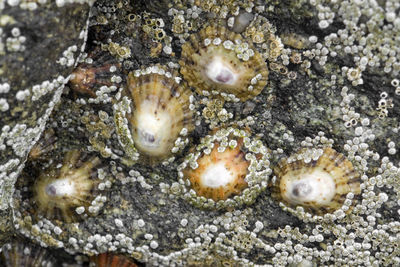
[1,0,399,266]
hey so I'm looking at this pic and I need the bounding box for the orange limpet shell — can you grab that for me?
[184,140,249,201]
[91,253,138,267]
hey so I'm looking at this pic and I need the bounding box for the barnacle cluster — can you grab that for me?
[2,0,400,266]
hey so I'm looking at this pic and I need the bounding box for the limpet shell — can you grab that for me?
[271,147,361,215]
[180,25,269,101]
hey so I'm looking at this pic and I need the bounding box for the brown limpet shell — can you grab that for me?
[179,25,269,101]
[32,150,104,223]
[90,253,139,267]
[68,49,121,97]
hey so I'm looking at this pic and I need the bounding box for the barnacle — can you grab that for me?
[107,42,131,60]
[114,65,194,164]
[0,240,56,267]
[81,111,114,158]
[179,25,269,101]
[243,15,283,61]
[290,52,302,64]
[271,147,361,215]
[177,127,272,209]
[26,150,108,223]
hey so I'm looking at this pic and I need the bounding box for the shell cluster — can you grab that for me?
[6,0,400,266]
[180,25,269,101]
[271,147,361,215]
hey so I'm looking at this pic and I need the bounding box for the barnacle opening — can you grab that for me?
[179,25,269,101]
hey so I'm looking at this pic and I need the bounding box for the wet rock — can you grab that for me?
[0,1,93,210]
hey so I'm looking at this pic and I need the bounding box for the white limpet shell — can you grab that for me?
[271,147,361,215]
[132,100,175,157]
[45,178,77,197]
[201,162,236,188]
[205,56,239,86]
[114,65,194,164]
[281,168,336,206]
